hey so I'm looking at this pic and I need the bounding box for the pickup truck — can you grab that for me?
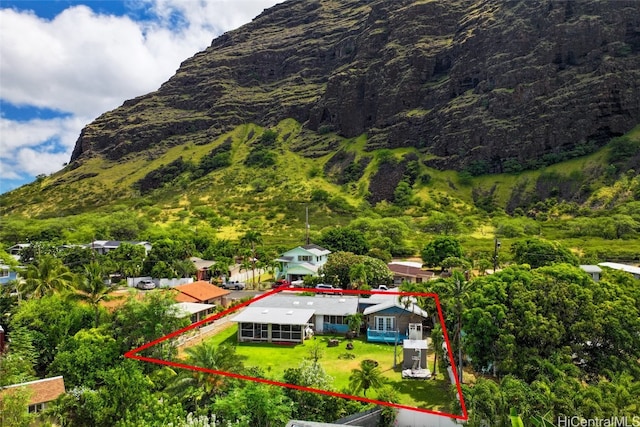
[220,280,246,290]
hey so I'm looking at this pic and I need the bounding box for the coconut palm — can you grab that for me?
[240,230,263,288]
[69,262,120,327]
[167,342,241,411]
[349,359,385,397]
[20,255,74,298]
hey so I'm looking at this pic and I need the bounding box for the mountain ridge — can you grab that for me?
[69,0,640,174]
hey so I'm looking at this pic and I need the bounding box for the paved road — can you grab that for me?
[227,289,264,301]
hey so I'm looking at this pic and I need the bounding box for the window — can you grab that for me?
[323,315,347,325]
[0,269,8,278]
[272,324,300,341]
[375,316,395,332]
[28,403,46,413]
[298,255,312,262]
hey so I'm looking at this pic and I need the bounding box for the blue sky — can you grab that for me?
[0,0,283,194]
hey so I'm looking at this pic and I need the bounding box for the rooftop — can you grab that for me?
[250,294,358,316]
[231,307,315,325]
[0,376,66,405]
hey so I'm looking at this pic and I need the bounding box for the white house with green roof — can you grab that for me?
[275,244,331,282]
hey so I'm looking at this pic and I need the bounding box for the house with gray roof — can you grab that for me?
[231,291,428,344]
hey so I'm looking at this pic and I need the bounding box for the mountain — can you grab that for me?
[70,0,640,171]
[2,0,640,220]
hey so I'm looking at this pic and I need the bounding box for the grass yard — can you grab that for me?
[206,324,452,412]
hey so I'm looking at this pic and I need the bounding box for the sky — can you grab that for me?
[0,0,284,194]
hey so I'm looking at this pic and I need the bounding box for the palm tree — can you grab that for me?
[69,262,120,327]
[167,342,241,411]
[240,230,263,288]
[431,323,444,377]
[349,263,367,290]
[19,255,74,298]
[349,359,385,397]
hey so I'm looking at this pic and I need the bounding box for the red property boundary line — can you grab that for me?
[125,288,469,421]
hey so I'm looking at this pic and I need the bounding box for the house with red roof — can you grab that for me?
[174,281,230,305]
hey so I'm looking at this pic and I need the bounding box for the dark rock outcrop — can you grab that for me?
[70,0,640,172]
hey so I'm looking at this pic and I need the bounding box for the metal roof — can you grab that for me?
[579,265,602,273]
[363,300,428,317]
[599,262,640,275]
[231,307,315,325]
[173,302,215,316]
[250,294,358,316]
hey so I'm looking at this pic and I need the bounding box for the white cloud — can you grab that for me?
[0,0,283,189]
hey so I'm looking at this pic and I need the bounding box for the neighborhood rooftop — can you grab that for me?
[231,307,316,325]
[249,294,359,316]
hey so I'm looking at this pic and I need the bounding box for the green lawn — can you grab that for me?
[206,324,452,411]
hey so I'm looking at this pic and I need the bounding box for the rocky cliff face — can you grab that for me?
[71,0,640,173]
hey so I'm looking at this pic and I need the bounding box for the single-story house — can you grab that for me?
[173,302,216,324]
[248,294,359,335]
[361,296,429,343]
[0,376,66,414]
[231,291,429,344]
[580,265,602,282]
[598,262,640,279]
[174,281,230,305]
[0,264,18,285]
[275,244,331,282]
[387,261,434,285]
[86,240,152,255]
[190,257,217,281]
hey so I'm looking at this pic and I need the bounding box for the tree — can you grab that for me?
[320,251,362,288]
[19,255,75,298]
[421,236,463,268]
[213,382,292,427]
[283,360,355,422]
[346,313,364,336]
[349,359,385,397]
[240,230,263,288]
[349,263,367,289]
[69,262,119,327]
[167,342,241,411]
[112,291,189,364]
[106,243,146,277]
[321,252,392,289]
[0,386,34,427]
[47,328,120,389]
[317,227,370,255]
[510,238,578,268]
[10,294,94,376]
[173,259,197,279]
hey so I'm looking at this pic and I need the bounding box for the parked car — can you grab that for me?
[221,280,246,290]
[272,279,291,289]
[136,279,156,290]
[315,284,342,295]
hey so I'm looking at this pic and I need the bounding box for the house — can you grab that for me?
[7,243,30,261]
[0,376,66,414]
[359,292,429,343]
[173,302,216,324]
[387,261,434,285]
[190,257,217,281]
[231,291,429,345]
[248,294,359,333]
[580,265,602,282]
[0,264,18,285]
[86,240,152,255]
[598,262,640,279]
[275,244,331,282]
[174,281,230,305]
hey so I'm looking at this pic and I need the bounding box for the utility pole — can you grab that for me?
[493,237,501,273]
[305,205,310,245]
